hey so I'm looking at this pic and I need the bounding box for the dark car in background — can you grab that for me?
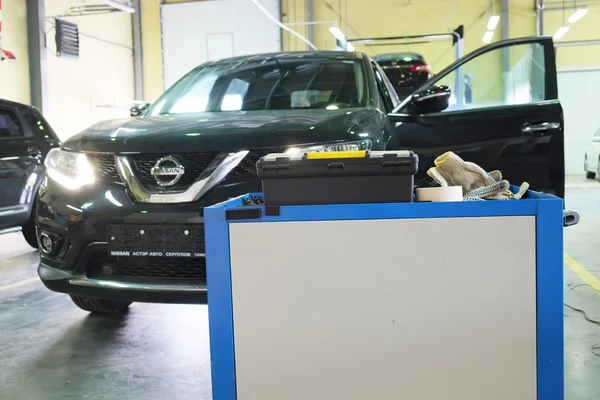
[37,37,564,314]
[0,99,61,248]
[373,52,433,99]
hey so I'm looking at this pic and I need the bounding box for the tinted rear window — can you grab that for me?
[0,111,22,138]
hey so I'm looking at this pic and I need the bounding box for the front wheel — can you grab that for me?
[22,213,39,249]
[585,156,596,179]
[70,295,132,313]
[586,170,596,179]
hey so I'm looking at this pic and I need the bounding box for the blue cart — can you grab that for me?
[205,191,574,400]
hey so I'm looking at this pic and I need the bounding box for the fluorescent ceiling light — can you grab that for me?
[486,15,500,30]
[346,42,355,52]
[568,7,588,23]
[105,0,135,13]
[329,27,346,41]
[553,26,569,40]
[482,30,494,44]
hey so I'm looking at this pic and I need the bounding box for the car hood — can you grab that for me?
[63,109,377,153]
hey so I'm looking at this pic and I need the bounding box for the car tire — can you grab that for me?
[21,209,39,249]
[586,170,596,179]
[70,295,132,313]
[585,156,596,179]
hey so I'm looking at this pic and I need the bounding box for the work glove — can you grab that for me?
[427,151,529,201]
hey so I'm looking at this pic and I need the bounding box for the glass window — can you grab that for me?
[147,58,368,115]
[428,43,546,112]
[21,109,57,139]
[166,74,218,114]
[221,78,249,111]
[372,62,399,109]
[0,111,23,138]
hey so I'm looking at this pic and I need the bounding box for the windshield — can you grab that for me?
[147,57,368,115]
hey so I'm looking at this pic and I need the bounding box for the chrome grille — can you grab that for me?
[228,147,286,178]
[130,153,220,192]
[87,149,287,190]
[89,254,207,281]
[87,153,121,183]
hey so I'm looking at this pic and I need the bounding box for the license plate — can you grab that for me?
[107,224,205,257]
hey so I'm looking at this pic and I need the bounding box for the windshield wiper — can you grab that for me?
[265,59,292,109]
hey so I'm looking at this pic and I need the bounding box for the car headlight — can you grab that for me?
[285,139,372,155]
[44,148,96,190]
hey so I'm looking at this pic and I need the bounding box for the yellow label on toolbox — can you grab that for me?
[306,150,367,159]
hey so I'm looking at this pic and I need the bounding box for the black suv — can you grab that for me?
[0,99,60,248]
[37,37,565,313]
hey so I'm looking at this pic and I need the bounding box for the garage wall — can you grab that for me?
[0,0,30,105]
[282,0,505,72]
[558,69,600,176]
[544,5,600,68]
[44,0,135,141]
[543,5,600,176]
[160,0,281,90]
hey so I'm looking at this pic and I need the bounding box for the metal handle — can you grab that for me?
[522,122,561,133]
[564,210,580,227]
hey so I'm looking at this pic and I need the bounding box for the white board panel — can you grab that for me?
[161,0,281,90]
[229,216,537,400]
[558,68,600,175]
[206,32,234,61]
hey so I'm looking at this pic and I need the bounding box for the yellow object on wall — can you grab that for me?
[0,0,30,105]
[141,0,164,102]
[544,6,600,69]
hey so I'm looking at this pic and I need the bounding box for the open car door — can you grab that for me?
[388,36,564,198]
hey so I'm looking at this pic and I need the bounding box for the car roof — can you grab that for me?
[0,98,32,112]
[202,51,365,67]
[372,52,425,62]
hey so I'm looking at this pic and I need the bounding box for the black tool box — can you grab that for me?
[256,150,418,206]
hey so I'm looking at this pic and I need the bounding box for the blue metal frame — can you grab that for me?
[204,191,564,400]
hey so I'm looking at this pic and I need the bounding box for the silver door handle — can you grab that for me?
[522,122,561,133]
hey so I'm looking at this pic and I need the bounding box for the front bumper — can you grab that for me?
[36,174,259,304]
[39,258,207,303]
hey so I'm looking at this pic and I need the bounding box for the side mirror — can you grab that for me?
[407,85,451,114]
[130,102,150,117]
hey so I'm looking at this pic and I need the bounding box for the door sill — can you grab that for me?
[0,226,22,235]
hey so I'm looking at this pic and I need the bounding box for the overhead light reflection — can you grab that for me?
[482,30,494,44]
[329,26,346,41]
[67,205,82,213]
[553,26,569,40]
[568,7,587,23]
[105,191,123,207]
[486,15,500,30]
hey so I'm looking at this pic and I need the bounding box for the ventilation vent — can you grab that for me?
[55,19,80,59]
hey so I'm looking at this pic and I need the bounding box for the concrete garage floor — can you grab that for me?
[0,177,599,400]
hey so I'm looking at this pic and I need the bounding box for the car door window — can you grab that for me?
[372,62,399,111]
[427,42,546,111]
[21,109,56,139]
[0,110,23,139]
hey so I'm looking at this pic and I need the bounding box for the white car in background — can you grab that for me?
[585,128,600,179]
